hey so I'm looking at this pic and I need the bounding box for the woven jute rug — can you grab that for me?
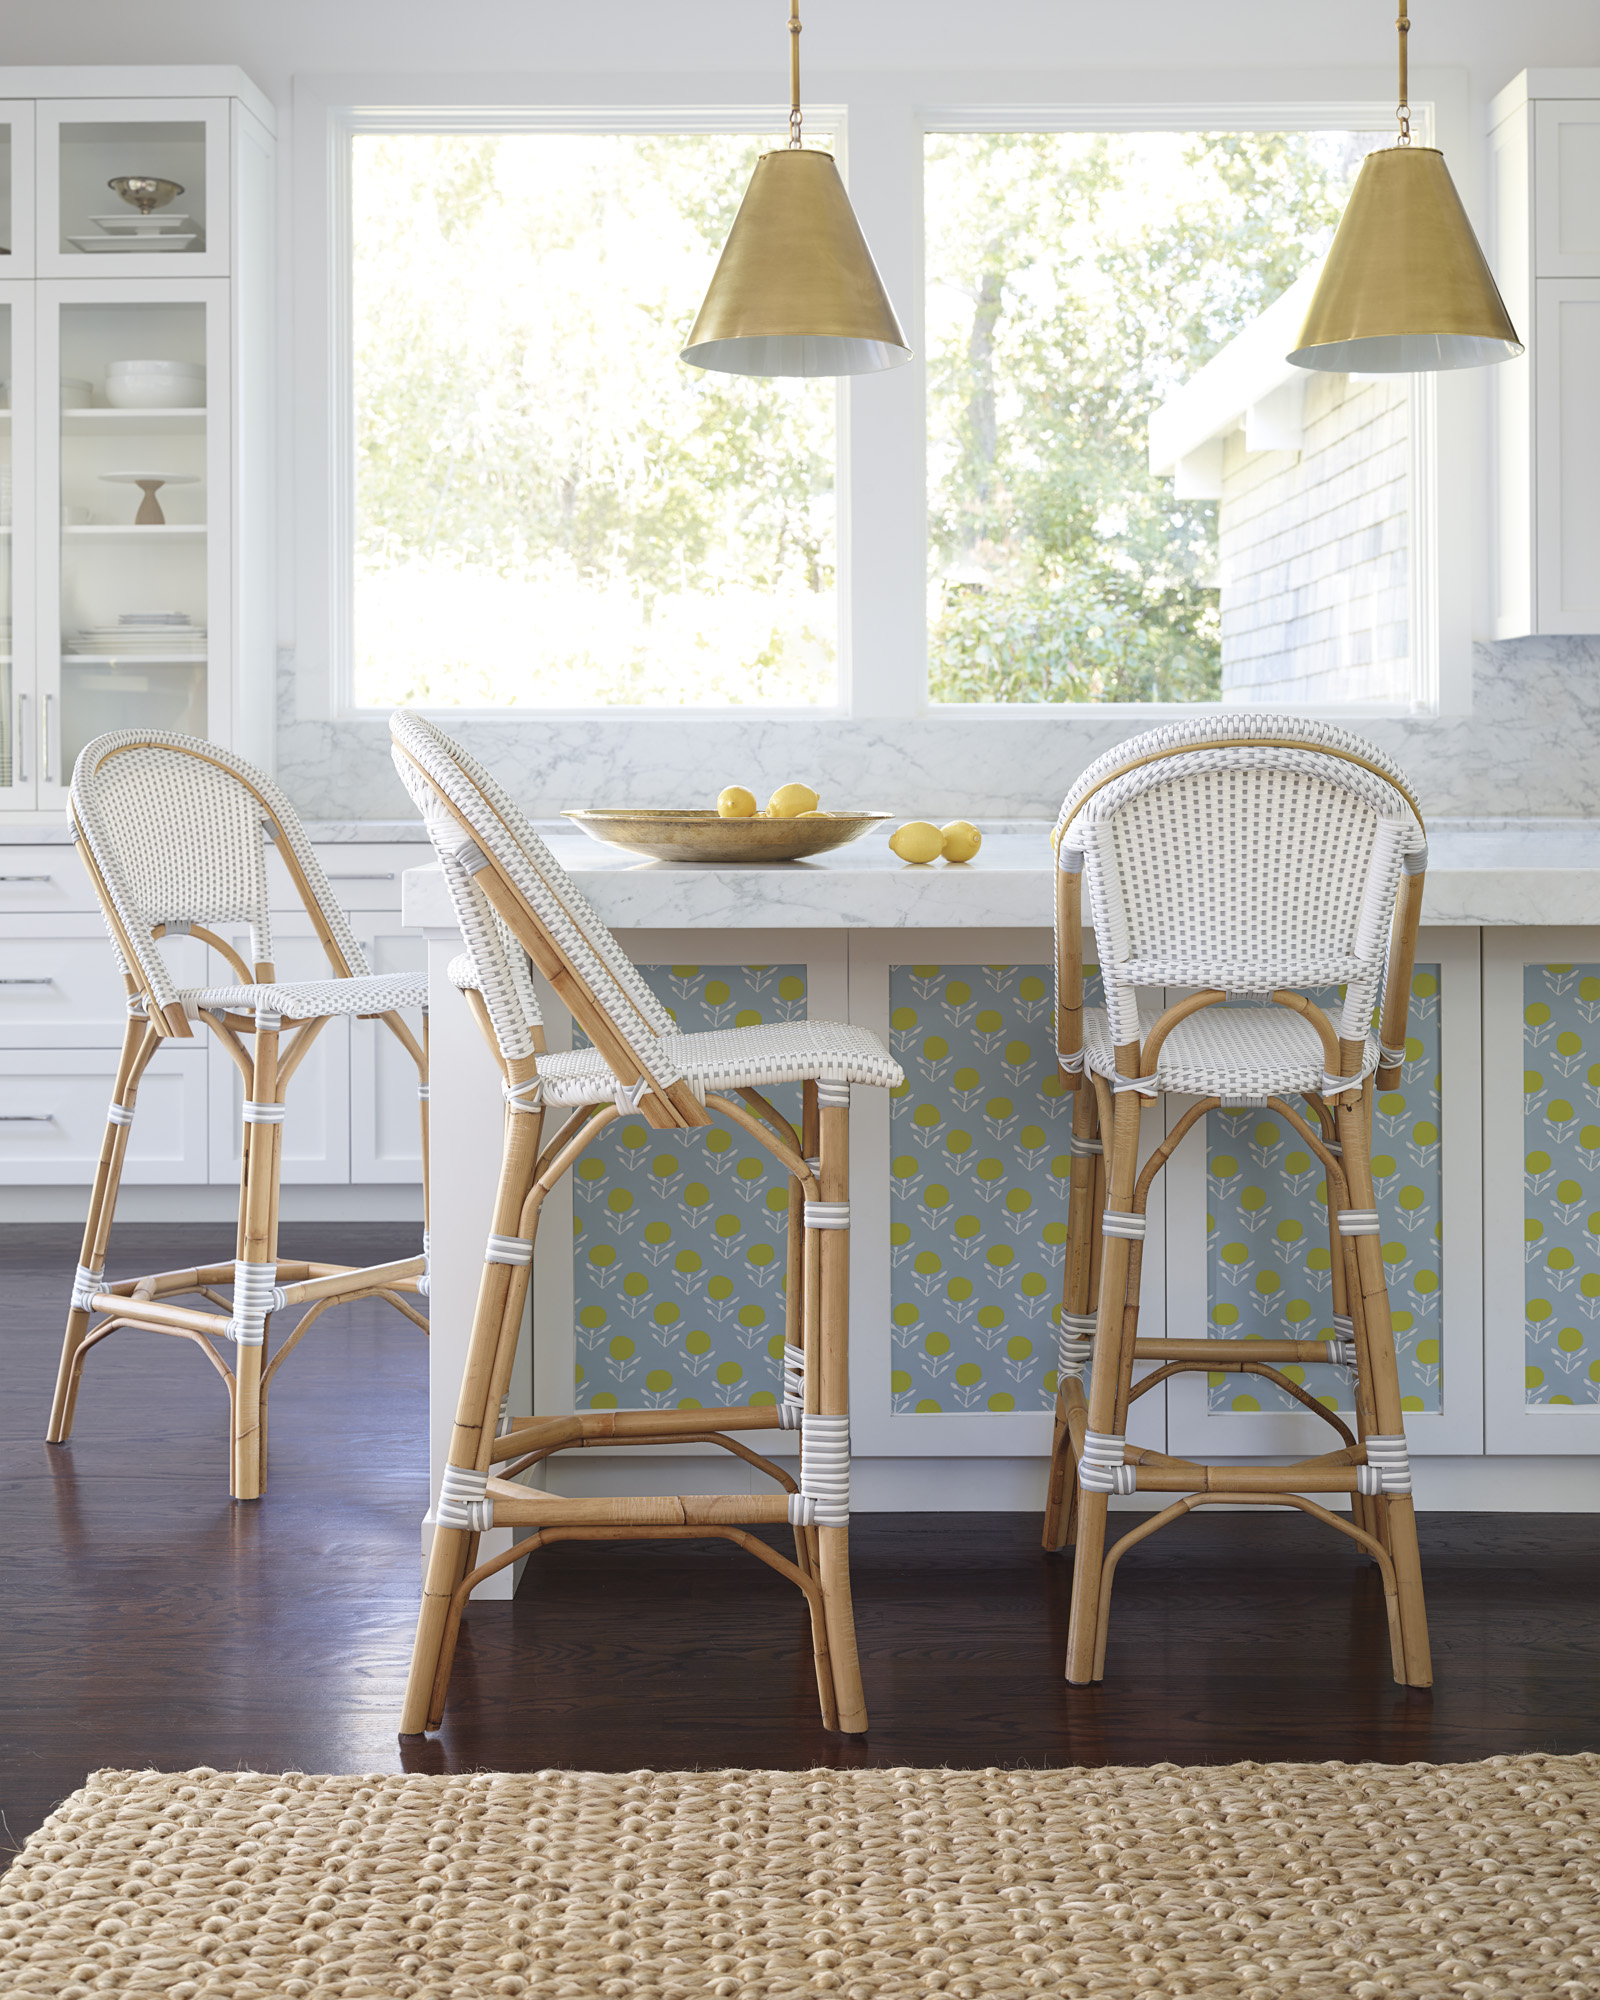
[1,1757,1596,1998]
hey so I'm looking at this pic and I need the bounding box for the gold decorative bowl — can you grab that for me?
[561,807,890,864]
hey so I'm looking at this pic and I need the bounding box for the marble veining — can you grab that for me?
[277,634,1600,825]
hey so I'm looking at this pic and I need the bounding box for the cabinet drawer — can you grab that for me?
[271,845,422,913]
[0,847,96,912]
[0,1045,209,1184]
[0,918,210,1047]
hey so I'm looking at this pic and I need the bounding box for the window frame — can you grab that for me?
[291,71,1478,727]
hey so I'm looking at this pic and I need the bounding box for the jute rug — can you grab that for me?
[1,1757,1596,1997]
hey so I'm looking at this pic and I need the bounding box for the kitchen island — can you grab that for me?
[404,818,1600,1592]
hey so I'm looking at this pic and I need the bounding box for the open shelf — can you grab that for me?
[61,408,207,437]
[62,524,206,540]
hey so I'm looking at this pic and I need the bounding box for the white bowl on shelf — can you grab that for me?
[104,361,206,411]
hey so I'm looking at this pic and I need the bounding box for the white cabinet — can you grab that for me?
[0,68,273,815]
[1490,72,1600,638]
[0,1043,208,1183]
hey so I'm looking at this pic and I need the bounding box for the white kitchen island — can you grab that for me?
[404,819,1600,1593]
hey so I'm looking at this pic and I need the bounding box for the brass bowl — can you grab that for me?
[561,807,889,864]
[108,176,184,216]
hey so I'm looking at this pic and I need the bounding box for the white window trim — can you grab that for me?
[290,67,1480,727]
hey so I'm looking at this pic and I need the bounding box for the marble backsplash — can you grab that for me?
[275,632,1600,824]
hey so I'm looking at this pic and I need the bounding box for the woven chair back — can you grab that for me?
[390,711,677,1080]
[70,730,369,1024]
[1055,715,1426,1049]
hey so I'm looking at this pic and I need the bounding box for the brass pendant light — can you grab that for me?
[1288,5,1522,372]
[681,1,910,378]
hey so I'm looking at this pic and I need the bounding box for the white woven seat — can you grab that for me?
[180,972,427,1021]
[1081,1004,1380,1100]
[533,1019,903,1107]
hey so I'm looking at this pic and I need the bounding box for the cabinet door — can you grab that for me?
[1166,930,1483,1461]
[349,921,427,1183]
[0,1043,207,1184]
[35,279,232,815]
[205,920,350,1186]
[0,914,207,1046]
[1534,278,1600,634]
[1535,101,1600,277]
[1483,928,1600,1453]
[0,280,36,808]
[36,98,231,280]
[0,102,37,274]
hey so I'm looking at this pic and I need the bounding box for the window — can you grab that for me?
[350,130,837,709]
[924,128,1408,707]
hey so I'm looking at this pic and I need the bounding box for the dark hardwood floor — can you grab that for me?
[4,1222,1597,1865]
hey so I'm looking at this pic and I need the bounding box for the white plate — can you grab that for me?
[69,234,197,254]
[99,472,201,486]
[90,214,194,233]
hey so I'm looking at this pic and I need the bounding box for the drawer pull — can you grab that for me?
[0,874,53,883]
[0,977,55,986]
[326,872,396,881]
[0,1113,55,1122]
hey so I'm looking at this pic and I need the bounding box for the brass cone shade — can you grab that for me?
[682,149,910,377]
[1289,145,1522,372]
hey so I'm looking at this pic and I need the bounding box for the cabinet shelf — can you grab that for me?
[62,524,206,540]
[62,653,208,664]
[61,408,207,437]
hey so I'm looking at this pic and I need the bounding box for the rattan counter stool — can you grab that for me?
[47,730,431,1500]
[391,711,903,1737]
[1040,715,1434,1688]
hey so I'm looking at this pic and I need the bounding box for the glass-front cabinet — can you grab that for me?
[0,69,270,819]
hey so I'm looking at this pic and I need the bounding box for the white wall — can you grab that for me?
[10,2,1599,821]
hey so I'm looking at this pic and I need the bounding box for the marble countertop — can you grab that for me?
[400,817,1600,931]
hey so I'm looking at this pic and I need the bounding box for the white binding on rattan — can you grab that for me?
[804,1156,822,1174]
[1337,1208,1381,1237]
[1078,1428,1138,1496]
[1068,1134,1102,1157]
[417,1083,430,1102]
[1054,715,1424,1086]
[1324,1335,1359,1368]
[242,1101,285,1125]
[253,1010,281,1032]
[438,1463,494,1533]
[70,1264,105,1313]
[782,1341,805,1413]
[787,1411,849,1527]
[226,1261,285,1345]
[1403,845,1428,874]
[1357,1433,1412,1496]
[804,1201,850,1231]
[418,1229,430,1299]
[1057,1335,1094,1380]
[1061,1311,1098,1338]
[497,1392,511,1437]
[485,1233,532,1268]
[1100,1210,1146,1241]
[106,1103,134,1128]
[1058,1049,1085,1074]
[503,1077,544,1114]
[1379,1042,1408,1067]
[390,714,903,1111]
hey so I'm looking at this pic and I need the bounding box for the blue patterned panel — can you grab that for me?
[1523,963,1600,1407]
[572,965,805,1410]
[1205,970,1444,1415]
[888,964,1103,1414]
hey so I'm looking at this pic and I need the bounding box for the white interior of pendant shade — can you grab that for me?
[680,334,912,377]
[1288,331,1524,372]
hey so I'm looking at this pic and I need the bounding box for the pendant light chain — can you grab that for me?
[789,0,804,148]
[1396,4,1411,145]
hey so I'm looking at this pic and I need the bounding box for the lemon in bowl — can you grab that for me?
[717,786,759,819]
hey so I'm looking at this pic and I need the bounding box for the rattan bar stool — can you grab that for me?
[391,711,903,1737]
[48,730,430,1499]
[1040,714,1433,1687]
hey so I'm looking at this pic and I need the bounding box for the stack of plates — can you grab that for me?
[105,359,206,411]
[70,214,198,254]
[66,612,207,657]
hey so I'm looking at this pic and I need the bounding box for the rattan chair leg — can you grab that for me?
[1337,1090,1433,1687]
[814,1097,866,1734]
[48,1014,152,1444]
[1043,1082,1100,1550]
[230,1024,279,1502]
[1065,1074,1143,1684]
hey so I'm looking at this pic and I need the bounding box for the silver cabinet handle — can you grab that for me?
[15,693,28,783]
[43,693,58,786]
[326,871,397,881]
[0,977,55,985]
[0,1113,55,1122]
[0,874,53,883]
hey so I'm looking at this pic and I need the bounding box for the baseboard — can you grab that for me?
[0,1185,426,1224]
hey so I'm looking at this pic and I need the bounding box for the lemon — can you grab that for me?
[797,809,832,818]
[889,821,944,865]
[941,820,982,863]
[717,786,758,819]
[767,783,820,819]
